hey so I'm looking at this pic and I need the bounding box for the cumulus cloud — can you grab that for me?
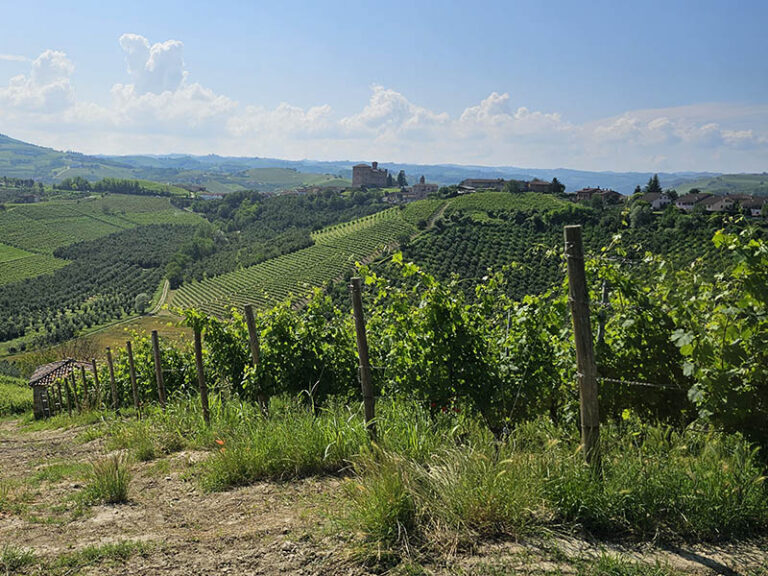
[228,103,333,137]
[1,37,766,172]
[340,85,449,137]
[0,50,75,112]
[118,33,185,94]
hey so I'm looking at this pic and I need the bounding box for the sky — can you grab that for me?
[0,0,767,172]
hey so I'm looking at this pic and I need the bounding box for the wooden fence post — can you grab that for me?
[564,225,600,466]
[193,327,210,425]
[80,365,89,410]
[349,277,376,438]
[105,347,119,413]
[91,358,102,410]
[151,330,166,409]
[126,341,140,418]
[244,304,265,408]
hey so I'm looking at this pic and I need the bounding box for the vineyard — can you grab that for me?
[174,206,421,315]
[0,194,201,255]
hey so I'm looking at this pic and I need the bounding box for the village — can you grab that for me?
[348,161,768,217]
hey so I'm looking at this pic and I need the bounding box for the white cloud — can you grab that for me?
[0,50,75,112]
[340,85,449,137]
[0,53,30,62]
[118,34,186,94]
[1,37,766,172]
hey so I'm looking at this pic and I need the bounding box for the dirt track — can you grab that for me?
[1,419,767,575]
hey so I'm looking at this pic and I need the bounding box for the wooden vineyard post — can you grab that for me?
[69,372,80,412]
[564,225,600,467]
[80,365,89,410]
[106,347,120,413]
[126,341,140,418]
[63,378,73,416]
[56,382,64,415]
[193,327,210,426]
[91,358,102,410]
[244,304,265,408]
[151,331,167,409]
[349,277,376,438]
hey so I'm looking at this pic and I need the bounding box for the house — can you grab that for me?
[352,162,389,188]
[527,178,552,194]
[675,193,712,212]
[459,178,506,191]
[574,187,623,203]
[706,196,737,213]
[742,198,767,217]
[639,192,671,210]
[411,175,438,198]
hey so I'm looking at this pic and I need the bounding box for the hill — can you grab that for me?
[676,173,768,196]
[1,133,718,194]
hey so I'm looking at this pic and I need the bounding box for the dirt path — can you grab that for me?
[1,420,766,575]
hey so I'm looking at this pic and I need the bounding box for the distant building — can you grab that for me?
[675,193,712,212]
[639,192,672,210]
[353,162,389,188]
[706,196,737,213]
[411,175,438,197]
[527,178,552,194]
[459,178,506,191]
[742,198,767,217]
[574,187,622,203]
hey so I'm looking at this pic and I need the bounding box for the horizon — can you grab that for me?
[1,0,766,173]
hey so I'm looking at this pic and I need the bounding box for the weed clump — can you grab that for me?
[84,453,132,504]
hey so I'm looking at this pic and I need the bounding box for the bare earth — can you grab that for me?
[1,419,766,575]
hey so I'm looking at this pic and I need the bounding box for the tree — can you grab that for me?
[630,201,653,228]
[549,177,565,195]
[633,185,642,196]
[134,293,151,314]
[397,170,408,187]
[503,180,522,194]
[386,173,394,187]
[643,174,663,196]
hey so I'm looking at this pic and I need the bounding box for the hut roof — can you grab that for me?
[29,358,91,388]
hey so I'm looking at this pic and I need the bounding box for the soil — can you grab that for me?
[1,419,766,575]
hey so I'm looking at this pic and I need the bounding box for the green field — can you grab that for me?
[0,243,68,285]
[174,205,420,315]
[677,173,768,196]
[0,374,32,415]
[0,194,202,254]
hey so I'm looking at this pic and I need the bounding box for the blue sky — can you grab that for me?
[1,0,766,171]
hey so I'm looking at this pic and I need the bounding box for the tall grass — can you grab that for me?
[84,453,132,504]
[101,395,768,548]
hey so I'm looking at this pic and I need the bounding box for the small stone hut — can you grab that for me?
[29,358,90,419]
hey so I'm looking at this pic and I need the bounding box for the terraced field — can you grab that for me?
[0,242,68,285]
[0,194,201,254]
[175,206,421,316]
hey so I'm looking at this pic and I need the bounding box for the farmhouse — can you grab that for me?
[675,193,712,212]
[574,187,622,203]
[352,162,389,188]
[640,192,672,210]
[527,178,552,194]
[459,178,506,191]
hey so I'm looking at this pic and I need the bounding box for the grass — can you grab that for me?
[50,540,151,572]
[0,544,35,574]
[0,375,33,416]
[83,453,132,504]
[31,461,90,485]
[27,395,768,571]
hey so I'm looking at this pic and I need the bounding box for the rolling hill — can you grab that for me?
[0,132,723,194]
[676,173,768,196]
